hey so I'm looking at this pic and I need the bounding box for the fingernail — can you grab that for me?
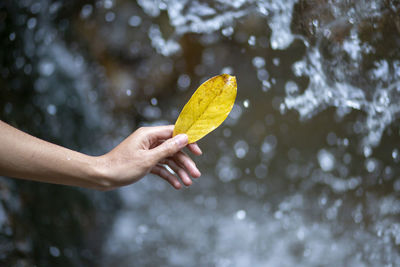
[190,162,201,177]
[174,134,188,146]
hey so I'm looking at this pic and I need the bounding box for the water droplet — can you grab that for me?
[105,11,115,22]
[392,149,400,163]
[47,104,57,115]
[142,106,161,119]
[257,69,269,81]
[9,32,16,41]
[49,246,60,257]
[27,17,37,29]
[319,196,327,206]
[363,146,372,157]
[342,138,349,146]
[317,149,335,172]
[271,40,278,50]
[248,35,256,46]
[279,103,286,114]
[221,26,234,37]
[235,210,246,220]
[323,29,331,38]
[150,97,158,106]
[365,158,377,173]
[297,228,305,240]
[80,4,93,19]
[221,66,233,75]
[223,128,231,137]
[252,57,265,69]
[104,0,114,9]
[128,15,142,27]
[177,74,191,91]
[262,80,271,91]
[234,140,249,159]
[218,165,240,182]
[261,135,277,155]
[285,81,299,96]
[39,61,55,76]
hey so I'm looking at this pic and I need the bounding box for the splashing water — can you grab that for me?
[286,47,400,151]
[139,0,298,55]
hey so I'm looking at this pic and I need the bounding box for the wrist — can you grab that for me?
[87,155,114,191]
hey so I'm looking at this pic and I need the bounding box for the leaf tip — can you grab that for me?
[221,74,237,87]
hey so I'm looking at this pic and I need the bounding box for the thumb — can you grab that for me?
[149,134,188,162]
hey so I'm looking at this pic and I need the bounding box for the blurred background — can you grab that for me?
[1,0,400,266]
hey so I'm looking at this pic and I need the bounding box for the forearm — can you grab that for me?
[0,121,201,191]
[0,120,108,190]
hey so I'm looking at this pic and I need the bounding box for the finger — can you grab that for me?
[173,151,201,178]
[142,125,175,144]
[149,134,188,164]
[187,142,202,155]
[151,165,181,190]
[151,139,202,152]
[161,158,192,186]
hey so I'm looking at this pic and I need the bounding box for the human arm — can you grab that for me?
[0,120,202,191]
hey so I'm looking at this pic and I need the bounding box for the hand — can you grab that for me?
[98,125,202,190]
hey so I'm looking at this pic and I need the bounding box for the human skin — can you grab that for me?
[0,120,202,191]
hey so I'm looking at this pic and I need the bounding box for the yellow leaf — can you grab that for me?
[173,74,237,143]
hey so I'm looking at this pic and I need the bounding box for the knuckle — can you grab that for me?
[176,151,185,159]
[165,158,174,166]
[159,168,170,178]
[136,127,145,133]
[164,140,177,156]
